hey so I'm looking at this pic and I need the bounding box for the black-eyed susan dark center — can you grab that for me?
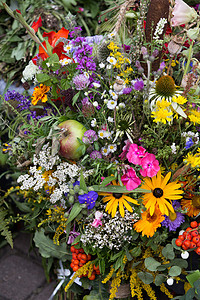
[113,193,122,199]
[153,188,164,198]
[146,212,157,223]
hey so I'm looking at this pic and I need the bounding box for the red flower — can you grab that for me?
[31,16,42,33]
[16,9,21,14]
[32,27,70,64]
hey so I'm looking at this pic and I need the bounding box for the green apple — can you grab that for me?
[58,120,87,160]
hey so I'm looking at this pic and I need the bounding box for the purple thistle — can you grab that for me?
[123,87,133,94]
[82,130,98,144]
[132,79,144,91]
[73,74,90,90]
[90,150,102,160]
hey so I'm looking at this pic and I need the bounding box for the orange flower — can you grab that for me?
[31,84,50,105]
[32,27,70,63]
[134,206,165,237]
[181,196,200,217]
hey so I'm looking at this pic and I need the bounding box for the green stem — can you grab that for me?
[78,14,91,36]
[183,41,194,76]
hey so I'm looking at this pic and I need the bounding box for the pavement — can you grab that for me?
[0,232,57,300]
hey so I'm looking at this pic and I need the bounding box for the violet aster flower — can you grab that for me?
[73,74,90,90]
[123,87,133,94]
[132,79,144,91]
[162,201,185,231]
[90,150,102,160]
[82,130,98,144]
[78,191,98,209]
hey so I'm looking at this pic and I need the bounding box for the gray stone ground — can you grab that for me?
[0,232,57,300]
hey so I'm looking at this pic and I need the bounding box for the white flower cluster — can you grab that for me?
[17,144,94,204]
[153,18,167,41]
[181,131,199,144]
[21,60,41,84]
[33,144,61,171]
[80,210,139,250]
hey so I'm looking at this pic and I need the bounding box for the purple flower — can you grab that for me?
[90,150,102,160]
[132,79,144,91]
[73,74,90,90]
[82,130,98,144]
[67,230,80,244]
[78,191,98,209]
[185,137,194,149]
[162,201,185,231]
[69,26,82,38]
[123,87,133,94]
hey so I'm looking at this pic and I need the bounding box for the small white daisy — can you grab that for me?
[108,144,117,153]
[63,44,72,52]
[109,90,118,100]
[101,147,110,156]
[59,58,72,66]
[107,100,117,110]
[108,31,116,39]
[118,102,125,109]
[98,130,108,139]
[107,56,117,65]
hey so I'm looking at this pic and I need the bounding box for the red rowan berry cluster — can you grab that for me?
[175,221,200,255]
[70,245,100,280]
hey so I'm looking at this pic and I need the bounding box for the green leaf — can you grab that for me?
[137,272,154,284]
[154,274,166,286]
[144,257,161,271]
[130,246,141,257]
[168,266,182,277]
[36,73,51,83]
[66,202,82,225]
[33,229,70,260]
[12,199,32,213]
[79,171,88,193]
[162,244,175,260]
[110,250,124,262]
[186,270,200,288]
[185,288,195,300]
[172,258,188,269]
[194,279,200,296]
[99,258,105,274]
[72,91,80,105]
[60,79,71,90]
[125,248,133,261]
[92,185,148,194]
[100,175,116,187]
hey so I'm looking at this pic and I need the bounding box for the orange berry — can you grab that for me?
[79,262,84,267]
[175,239,182,247]
[81,254,87,261]
[80,259,87,264]
[178,235,184,241]
[71,246,76,253]
[75,249,79,254]
[182,244,188,250]
[70,263,74,269]
[73,265,79,272]
[186,227,192,232]
[93,265,99,271]
[79,248,84,253]
[191,230,198,237]
[74,259,79,265]
[190,242,197,249]
[72,253,77,259]
[88,273,96,280]
[77,253,82,260]
[87,254,92,260]
[192,236,200,244]
[195,247,200,255]
[190,221,198,228]
[183,240,191,248]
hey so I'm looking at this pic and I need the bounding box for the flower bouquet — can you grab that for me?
[1,0,200,299]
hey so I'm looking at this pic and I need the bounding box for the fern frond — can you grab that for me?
[0,209,13,248]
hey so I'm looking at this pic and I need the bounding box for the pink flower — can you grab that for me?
[121,167,141,191]
[140,153,160,177]
[126,143,146,165]
[171,0,197,27]
[91,211,103,228]
[119,139,132,160]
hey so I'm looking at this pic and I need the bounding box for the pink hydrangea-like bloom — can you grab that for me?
[140,153,160,177]
[171,0,197,26]
[126,143,146,165]
[121,167,141,191]
[91,211,103,228]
